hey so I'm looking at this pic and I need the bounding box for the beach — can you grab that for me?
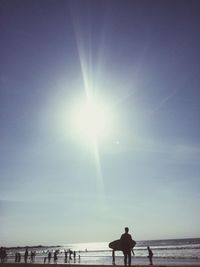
[2,239,200,266]
[1,264,200,267]
[3,238,200,265]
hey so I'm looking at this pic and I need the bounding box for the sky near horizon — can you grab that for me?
[1,0,200,247]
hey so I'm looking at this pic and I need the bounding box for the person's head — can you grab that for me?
[125,227,129,233]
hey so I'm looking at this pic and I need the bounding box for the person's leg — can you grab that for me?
[123,251,127,266]
[128,250,131,266]
[112,250,115,265]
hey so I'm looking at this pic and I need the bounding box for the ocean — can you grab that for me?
[5,238,200,265]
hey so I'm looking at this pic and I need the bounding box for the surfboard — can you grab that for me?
[109,239,136,251]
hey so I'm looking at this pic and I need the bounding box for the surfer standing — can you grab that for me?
[120,227,134,266]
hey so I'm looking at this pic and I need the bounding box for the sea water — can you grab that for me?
[5,238,200,265]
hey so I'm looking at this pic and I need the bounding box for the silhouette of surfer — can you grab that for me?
[147,246,153,265]
[120,227,134,266]
[109,229,136,265]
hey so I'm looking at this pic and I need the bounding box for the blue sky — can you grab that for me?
[1,0,200,246]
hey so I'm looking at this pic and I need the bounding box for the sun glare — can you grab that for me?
[70,98,112,143]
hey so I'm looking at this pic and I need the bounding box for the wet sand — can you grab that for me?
[1,264,200,267]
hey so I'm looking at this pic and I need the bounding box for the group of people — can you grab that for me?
[64,249,80,263]
[119,227,153,266]
[44,250,58,264]
[1,227,153,266]
[43,249,79,264]
[15,247,81,264]
[13,248,80,264]
[15,248,36,263]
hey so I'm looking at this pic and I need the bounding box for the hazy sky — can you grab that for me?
[1,0,200,246]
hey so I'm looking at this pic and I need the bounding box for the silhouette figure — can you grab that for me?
[16,252,22,263]
[15,253,18,262]
[64,250,68,263]
[147,246,153,265]
[120,227,134,266]
[18,252,21,262]
[109,237,136,265]
[0,247,7,263]
[24,248,28,263]
[54,251,58,264]
[73,251,76,262]
[69,249,73,260]
[31,251,36,262]
[48,251,52,263]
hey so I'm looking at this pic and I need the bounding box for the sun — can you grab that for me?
[69,98,112,143]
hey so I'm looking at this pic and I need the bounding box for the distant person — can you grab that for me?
[0,247,7,263]
[24,248,28,263]
[15,253,18,262]
[44,256,47,264]
[120,227,134,266]
[18,252,21,262]
[73,251,76,262]
[147,246,153,265]
[31,251,36,262]
[54,251,58,264]
[69,249,73,260]
[16,252,21,262]
[64,250,68,263]
[48,251,52,263]
[15,252,21,262]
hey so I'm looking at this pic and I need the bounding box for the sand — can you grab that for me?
[1,264,200,267]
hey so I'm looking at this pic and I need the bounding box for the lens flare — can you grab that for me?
[70,98,112,144]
